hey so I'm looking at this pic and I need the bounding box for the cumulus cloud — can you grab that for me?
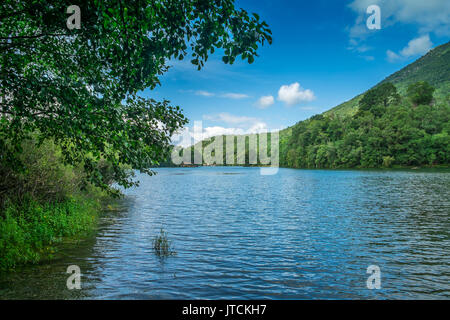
[386,50,400,61]
[172,113,272,148]
[277,82,315,106]
[256,95,275,109]
[399,35,433,56]
[201,122,269,139]
[386,34,433,62]
[202,112,269,141]
[202,126,247,140]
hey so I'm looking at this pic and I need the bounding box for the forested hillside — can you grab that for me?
[325,41,450,117]
[280,93,449,168]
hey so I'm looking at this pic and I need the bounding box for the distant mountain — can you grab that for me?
[173,42,450,169]
[325,41,450,117]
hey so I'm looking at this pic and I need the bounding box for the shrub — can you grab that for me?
[382,156,395,168]
[0,137,123,208]
[0,139,85,207]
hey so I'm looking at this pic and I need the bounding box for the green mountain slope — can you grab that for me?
[174,42,450,168]
[325,41,450,117]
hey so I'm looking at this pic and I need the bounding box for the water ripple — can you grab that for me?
[0,167,449,299]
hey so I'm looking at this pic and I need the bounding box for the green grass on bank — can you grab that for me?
[0,137,115,272]
[0,195,102,272]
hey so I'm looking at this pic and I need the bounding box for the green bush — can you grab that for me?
[0,197,99,271]
[0,137,124,207]
[382,156,395,168]
[0,139,86,206]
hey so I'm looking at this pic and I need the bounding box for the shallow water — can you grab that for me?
[1,167,449,299]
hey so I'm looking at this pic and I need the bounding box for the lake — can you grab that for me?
[0,167,449,299]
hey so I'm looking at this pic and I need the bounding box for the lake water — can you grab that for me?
[1,167,449,299]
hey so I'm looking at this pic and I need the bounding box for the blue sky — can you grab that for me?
[142,0,450,146]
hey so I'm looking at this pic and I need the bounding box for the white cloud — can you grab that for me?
[256,95,275,109]
[354,45,372,53]
[386,34,433,62]
[220,93,250,99]
[203,126,246,140]
[201,122,269,140]
[399,35,433,56]
[386,50,400,62]
[189,91,250,99]
[347,0,450,48]
[203,112,260,126]
[191,112,271,145]
[348,14,371,41]
[172,115,272,148]
[277,82,315,106]
[195,90,214,97]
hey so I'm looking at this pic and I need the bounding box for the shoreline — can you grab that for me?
[157,164,450,171]
[0,194,112,273]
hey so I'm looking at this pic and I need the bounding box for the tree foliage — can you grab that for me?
[359,82,401,112]
[280,82,449,169]
[407,81,435,106]
[0,0,272,194]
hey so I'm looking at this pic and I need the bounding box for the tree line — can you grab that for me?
[280,81,449,168]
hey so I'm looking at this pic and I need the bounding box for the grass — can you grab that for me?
[152,228,176,257]
[0,196,101,272]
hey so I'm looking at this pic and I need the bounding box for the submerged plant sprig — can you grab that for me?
[152,228,176,257]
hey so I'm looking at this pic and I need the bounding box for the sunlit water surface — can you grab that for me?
[1,167,449,299]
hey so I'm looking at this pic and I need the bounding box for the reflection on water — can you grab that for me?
[0,167,449,299]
